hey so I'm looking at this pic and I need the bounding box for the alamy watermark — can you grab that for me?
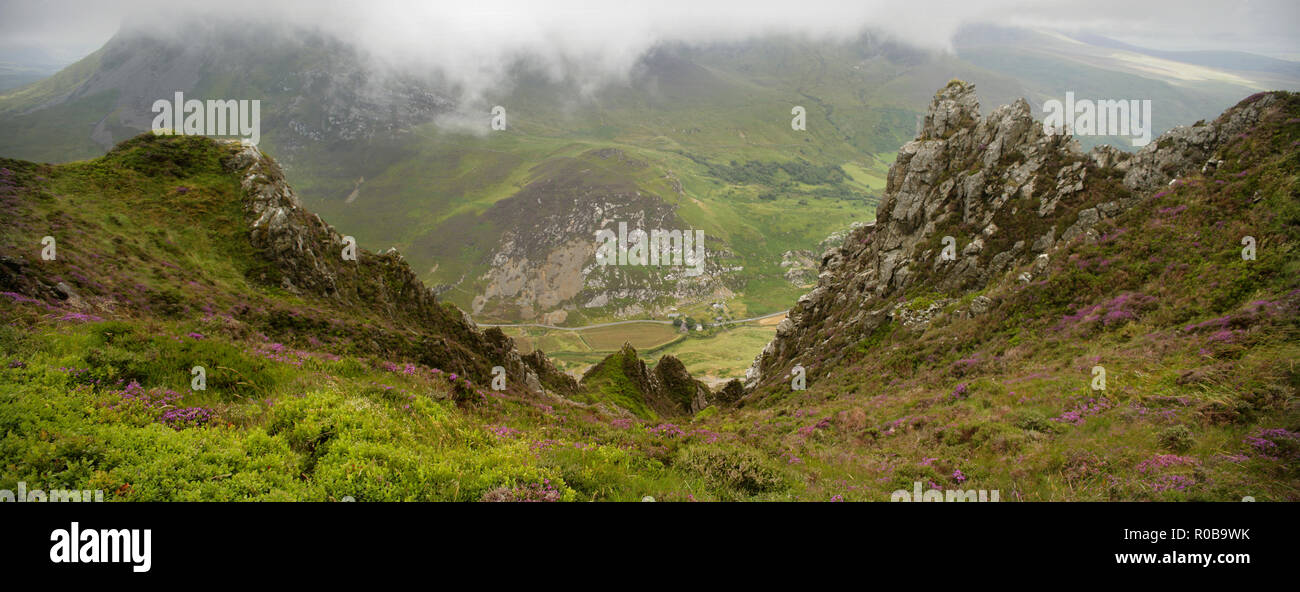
[891,481,1000,502]
[49,522,151,573]
[1043,92,1152,147]
[151,91,261,146]
[492,365,506,391]
[595,222,706,277]
[2,482,104,502]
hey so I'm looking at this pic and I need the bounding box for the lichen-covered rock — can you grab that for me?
[969,295,993,316]
[744,82,1275,393]
[521,349,579,396]
[1120,93,1278,193]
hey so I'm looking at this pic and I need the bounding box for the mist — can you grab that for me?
[3,0,1299,111]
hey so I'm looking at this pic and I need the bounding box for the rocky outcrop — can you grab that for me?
[224,141,547,394]
[780,250,818,286]
[653,355,712,414]
[713,379,746,406]
[744,81,1280,393]
[1117,92,1278,194]
[579,344,712,417]
[521,349,580,396]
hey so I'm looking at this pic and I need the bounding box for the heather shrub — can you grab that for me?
[693,406,720,421]
[481,480,563,502]
[1245,428,1300,460]
[889,463,943,492]
[962,420,1020,448]
[1197,399,1256,426]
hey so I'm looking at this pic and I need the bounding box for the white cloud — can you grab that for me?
[2,0,1296,78]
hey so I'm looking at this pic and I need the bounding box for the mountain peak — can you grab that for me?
[919,79,981,140]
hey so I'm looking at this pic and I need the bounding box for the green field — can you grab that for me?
[503,319,778,383]
[504,322,681,353]
[581,324,682,351]
[651,324,778,383]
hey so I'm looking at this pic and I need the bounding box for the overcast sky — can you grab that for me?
[2,0,1297,66]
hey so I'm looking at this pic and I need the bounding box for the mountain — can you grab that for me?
[0,22,918,326]
[952,25,1300,151]
[2,80,1297,500]
[0,134,547,390]
[0,132,733,500]
[7,20,1292,331]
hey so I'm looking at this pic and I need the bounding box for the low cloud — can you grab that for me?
[3,0,1298,94]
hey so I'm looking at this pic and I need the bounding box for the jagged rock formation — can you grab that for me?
[225,141,546,394]
[745,81,1280,393]
[779,249,818,286]
[578,343,712,418]
[653,355,712,415]
[521,349,580,396]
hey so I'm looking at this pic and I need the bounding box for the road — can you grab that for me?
[475,309,788,331]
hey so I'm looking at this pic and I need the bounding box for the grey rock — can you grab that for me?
[1061,208,1101,243]
[743,83,1278,395]
[1032,226,1056,252]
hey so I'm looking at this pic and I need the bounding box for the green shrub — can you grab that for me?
[1012,409,1054,433]
[1157,425,1195,452]
[675,445,788,495]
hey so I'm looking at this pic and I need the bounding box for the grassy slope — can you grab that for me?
[0,45,118,164]
[571,346,658,421]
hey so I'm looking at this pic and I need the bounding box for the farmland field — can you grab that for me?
[502,319,777,384]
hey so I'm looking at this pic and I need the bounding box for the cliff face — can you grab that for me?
[745,81,1281,393]
[459,148,733,324]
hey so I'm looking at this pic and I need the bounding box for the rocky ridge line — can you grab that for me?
[744,81,1280,393]
[226,141,559,395]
